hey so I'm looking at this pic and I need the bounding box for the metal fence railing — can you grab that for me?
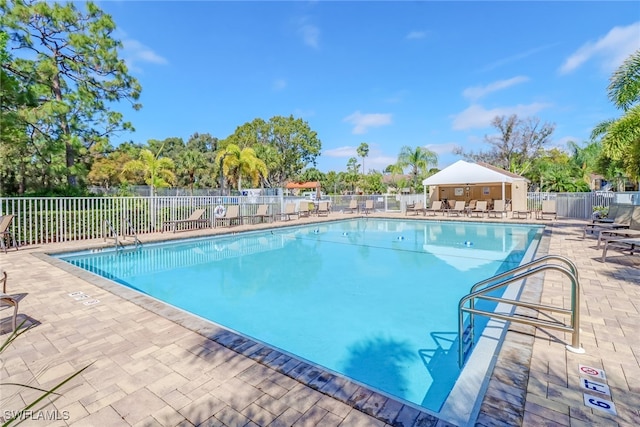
[1,192,638,247]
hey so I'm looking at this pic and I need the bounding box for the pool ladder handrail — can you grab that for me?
[123,217,143,249]
[102,219,124,251]
[458,255,584,368]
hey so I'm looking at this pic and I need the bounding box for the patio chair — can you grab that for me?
[345,199,359,214]
[298,202,311,218]
[594,206,640,247]
[162,208,210,233]
[470,201,488,217]
[601,237,640,262]
[447,201,466,217]
[251,204,272,224]
[425,201,443,216]
[0,214,18,253]
[464,200,477,217]
[583,205,634,238]
[317,201,330,217]
[218,205,240,227]
[406,201,425,216]
[281,203,299,221]
[537,200,557,220]
[488,200,507,218]
[1,271,18,331]
[362,200,374,215]
[592,204,620,223]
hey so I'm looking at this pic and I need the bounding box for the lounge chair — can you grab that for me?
[594,206,640,247]
[317,201,330,217]
[251,204,272,224]
[1,271,18,331]
[512,210,532,219]
[218,205,241,227]
[0,214,18,253]
[583,205,635,238]
[281,203,299,221]
[425,201,443,216]
[462,200,477,217]
[345,199,359,214]
[593,204,620,223]
[601,237,640,262]
[470,201,488,217]
[537,200,557,220]
[299,202,311,218]
[488,200,507,218]
[363,200,374,215]
[406,201,425,216]
[162,208,210,233]
[447,201,466,217]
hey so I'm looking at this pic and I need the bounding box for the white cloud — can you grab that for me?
[406,31,427,40]
[272,79,287,91]
[385,90,409,104]
[323,146,395,172]
[424,143,459,156]
[297,17,320,48]
[481,43,558,72]
[366,155,398,172]
[324,146,357,158]
[343,111,393,134]
[451,103,551,130]
[121,38,168,73]
[293,108,315,118]
[462,76,530,100]
[559,21,640,74]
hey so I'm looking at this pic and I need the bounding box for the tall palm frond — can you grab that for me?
[608,49,640,111]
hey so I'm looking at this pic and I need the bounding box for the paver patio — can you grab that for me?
[0,213,638,426]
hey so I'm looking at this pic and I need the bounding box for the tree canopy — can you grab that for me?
[224,115,322,188]
[592,49,640,181]
[396,145,438,192]
[0,0,141,191]
[455,115,555,176]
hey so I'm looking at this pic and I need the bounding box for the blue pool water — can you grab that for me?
[57,219,542,413]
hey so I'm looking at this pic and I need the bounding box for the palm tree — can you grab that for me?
[121,148,176,195]
[177,149,206,195]
[568,141,601,188]
[396,146,438,192]
[357,142,369,175]
[592,49,640,181]
[215,144,267,193]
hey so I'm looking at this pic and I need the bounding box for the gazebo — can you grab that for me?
[421,160,529,211]
[284,181,321,197]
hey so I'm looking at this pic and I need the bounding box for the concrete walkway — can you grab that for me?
[0,213,638,426]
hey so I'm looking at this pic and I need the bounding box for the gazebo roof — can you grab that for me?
[422,160,527,186]
[285,181,320,189]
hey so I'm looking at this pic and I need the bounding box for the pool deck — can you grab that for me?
[1,212,639,426]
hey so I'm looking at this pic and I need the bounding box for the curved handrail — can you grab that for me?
[123,217,142,248]
[469,254,578,294]
[458,255,583,367]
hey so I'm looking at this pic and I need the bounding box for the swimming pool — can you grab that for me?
[56,218,542,422]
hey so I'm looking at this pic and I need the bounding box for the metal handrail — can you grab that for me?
[469,254,577,294]
[458,255,584,367]
[123,217,142,248]
[102,219,123,250]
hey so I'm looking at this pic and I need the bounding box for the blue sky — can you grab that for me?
[101,1,640,173]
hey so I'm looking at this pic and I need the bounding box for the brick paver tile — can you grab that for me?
[69,405,127,427]
[111,387,167,425]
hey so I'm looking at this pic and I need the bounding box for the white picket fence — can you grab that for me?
[1,192,638,247]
